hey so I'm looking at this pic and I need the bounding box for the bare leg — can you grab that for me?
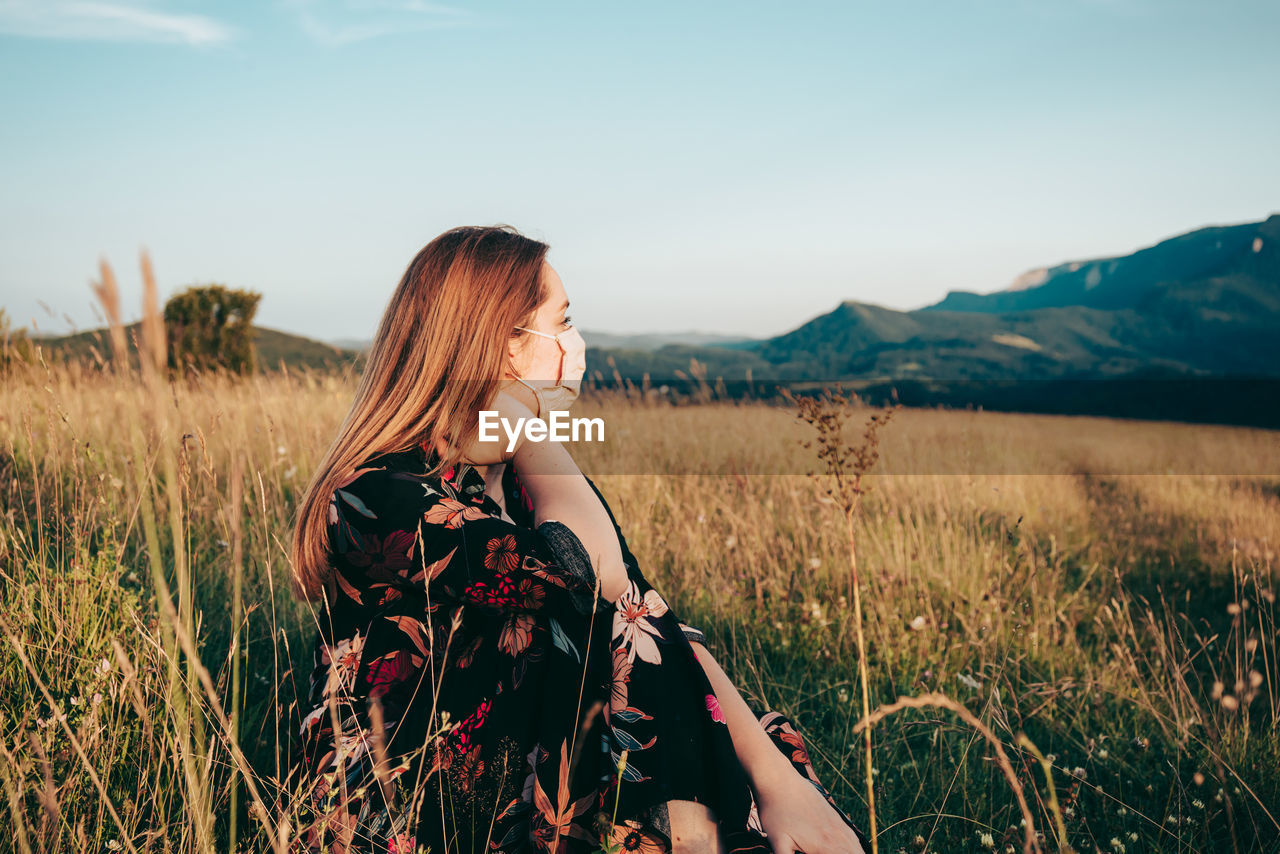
[667,800,726,854]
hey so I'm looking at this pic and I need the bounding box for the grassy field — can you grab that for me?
[1,352,1278,854]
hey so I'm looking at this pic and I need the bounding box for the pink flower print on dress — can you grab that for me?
[612,579,670,665]
[387,833,414,854]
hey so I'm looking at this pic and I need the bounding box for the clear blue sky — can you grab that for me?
[2,0,1277,343]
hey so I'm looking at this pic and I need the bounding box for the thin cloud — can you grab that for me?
[0,0,234,45]
[280,0,477,46]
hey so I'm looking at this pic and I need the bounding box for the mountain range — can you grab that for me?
[595,213,1280,385]
[24,213,1280,426]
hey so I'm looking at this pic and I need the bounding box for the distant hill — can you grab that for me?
[927,215,1279,315]
[582,330,758,351]
[252,326,363,371]
[34,323,363,372]
[327,337,373,353]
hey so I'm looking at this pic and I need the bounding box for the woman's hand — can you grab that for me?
[754,770,867,854]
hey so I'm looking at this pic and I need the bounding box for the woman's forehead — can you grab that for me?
[541,263,568,304]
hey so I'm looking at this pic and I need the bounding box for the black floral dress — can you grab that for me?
[290,441,869,854]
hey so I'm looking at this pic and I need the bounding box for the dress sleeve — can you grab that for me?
[579,474,709,646]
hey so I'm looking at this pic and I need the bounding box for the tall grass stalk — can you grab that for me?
[785,386,900,853]
[227,452,245,854]
[100,254,212,849]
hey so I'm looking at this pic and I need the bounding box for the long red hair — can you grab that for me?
[289,224,549,600]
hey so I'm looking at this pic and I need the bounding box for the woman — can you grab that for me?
[287,225,871,854]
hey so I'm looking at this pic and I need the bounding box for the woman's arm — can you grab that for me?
[458,388,631,603]
[574,473,711,645]
[509,436,631,602]
[684,639,795,787]
[687,639,870,854]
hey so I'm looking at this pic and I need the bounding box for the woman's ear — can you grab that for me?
[506,336,525,379]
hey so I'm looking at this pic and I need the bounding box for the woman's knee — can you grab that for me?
[667,799,725,854]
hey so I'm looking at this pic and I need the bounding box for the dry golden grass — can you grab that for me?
[1,258,1278,853]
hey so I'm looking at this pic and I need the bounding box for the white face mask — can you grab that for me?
[510,324,586,419]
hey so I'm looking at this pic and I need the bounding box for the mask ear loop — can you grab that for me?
[511,325,569,386]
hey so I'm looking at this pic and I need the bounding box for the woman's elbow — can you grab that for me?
[595,553,629,602]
